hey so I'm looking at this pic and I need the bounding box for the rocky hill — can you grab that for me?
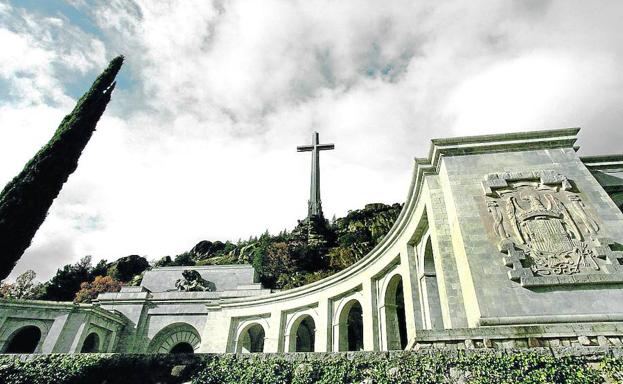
[155,202,402,290]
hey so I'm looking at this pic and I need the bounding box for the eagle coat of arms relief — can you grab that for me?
[482,170,623,286]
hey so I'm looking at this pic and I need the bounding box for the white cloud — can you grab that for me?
[447,53,579,134]
[0,27,66,106]
[0,5,107,108]
[3,0,623,281]
[0,104,66,181]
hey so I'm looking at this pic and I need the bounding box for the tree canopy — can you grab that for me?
[0,56,123,280]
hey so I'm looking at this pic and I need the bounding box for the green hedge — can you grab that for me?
[0,350,621,384]
[0,354,201,384]
[190,352,614,384]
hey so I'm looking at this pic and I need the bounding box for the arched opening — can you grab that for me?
[396,282,407,348]
[170,342,195,354]
[347,303,364,351]
[338,299,364,351]
[148,323,201,354]
[423,238,435,274]
[238,323,265,353]
[4,326,41,354]
[289,315,315,352]
[420,236,443,330]
[383,275,408,350]
[80,332,100,353]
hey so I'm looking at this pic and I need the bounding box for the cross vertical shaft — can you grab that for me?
[297,132,334,218]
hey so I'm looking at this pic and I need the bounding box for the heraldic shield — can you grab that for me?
[482,170,623,287]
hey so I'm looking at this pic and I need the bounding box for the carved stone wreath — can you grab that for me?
[482,170,623,287]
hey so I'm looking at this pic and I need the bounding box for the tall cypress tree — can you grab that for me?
[0,56,124,280]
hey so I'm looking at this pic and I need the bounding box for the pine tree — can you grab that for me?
[0,56,124,280]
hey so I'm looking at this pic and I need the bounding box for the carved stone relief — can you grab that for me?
[175,270,215,292]
[482,170,623,287]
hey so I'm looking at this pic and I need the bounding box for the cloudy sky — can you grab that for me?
[2,0,623,281]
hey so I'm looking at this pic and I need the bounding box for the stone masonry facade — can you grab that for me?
[1,128,623,354]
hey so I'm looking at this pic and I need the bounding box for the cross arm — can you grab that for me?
[297,146,314,152]
[317,144,335,151]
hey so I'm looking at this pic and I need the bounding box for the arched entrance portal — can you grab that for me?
[3,326,41,353]
[238,323,265,353]
[383,275,408,350]
[148,323,201,354]
[338,299,364,351]
[80,332,100,353]
[289,315,316,352]
[170,342,195,354]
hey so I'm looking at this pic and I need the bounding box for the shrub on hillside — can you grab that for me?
[74,275,122,303]
[0,270,45,300]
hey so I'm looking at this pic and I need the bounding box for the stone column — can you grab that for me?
[401,246,421,343]
[107,328,118,352]
[263,310,282,353]
[382,303,402,350]
[41,313,68,353]
[68,314,91,353]
[362,279,377,351]
[316,297,330,352]
[377,301,387,351]
[419,271,444,329]
[199,311,232,352]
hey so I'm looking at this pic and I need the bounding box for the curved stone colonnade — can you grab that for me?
[203,244,417,353]
[4,128,623,354]
[139,128,623,354]
[195,139,448,353]
[92,126,468,354]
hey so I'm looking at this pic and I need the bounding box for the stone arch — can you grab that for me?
[419,235,443,330]
[237,323,266,353]
[381,273,408,350]
[2,325,42,353]
[336,299,364,351]
[80,332,100,353]
[148,323,201,354]
[287,314,316,352]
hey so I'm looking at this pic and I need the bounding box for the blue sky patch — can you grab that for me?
[9,0,105,40]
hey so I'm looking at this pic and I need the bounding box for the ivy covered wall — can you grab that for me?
[1,348,622,384]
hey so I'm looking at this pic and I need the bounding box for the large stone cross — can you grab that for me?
[297,132,334,218]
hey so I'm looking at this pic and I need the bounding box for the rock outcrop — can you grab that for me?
[173,203,402,290]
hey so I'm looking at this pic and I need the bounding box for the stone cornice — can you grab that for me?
[0,298,84,310]
[0,299,126,326]
[430,127,580,147]
[426,127,580,173]
[581,154,623,170]
[416,322,623,341]
[148,265,256,271]
[479,314,623,326]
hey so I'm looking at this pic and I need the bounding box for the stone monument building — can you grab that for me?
[1,127,623,354]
